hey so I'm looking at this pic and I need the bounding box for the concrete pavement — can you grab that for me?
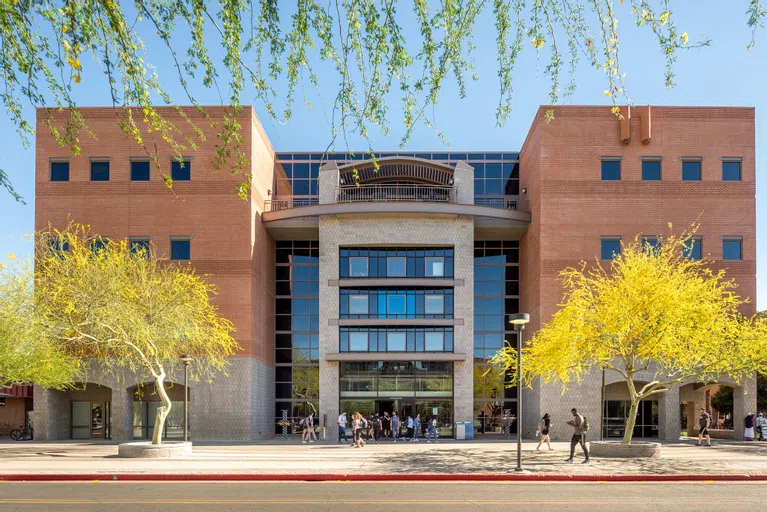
[1,438,766,478]
[1,481,766,511]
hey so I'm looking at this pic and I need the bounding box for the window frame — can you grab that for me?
[600,158,621,181]
[424,295,445,315]
[641,158,662,181]
[386,295,407,315]
[129,238,151,258]
[170,238,191,261]
[681,158,702,181]
[425,332,445,351]
[130,159,151,181]
[50,160,70,182]
[425,256,445,277]
[386,332,407,351]
[722,237,743,261]
[349,332,369,351]
[349,257,369,277]
[683,237,703,261]
[90,159,111,182]
[386,256,407,277]
[349,294,369,315]
[600,238,622,261]
[722,159,742,182]
[171,158,192,181]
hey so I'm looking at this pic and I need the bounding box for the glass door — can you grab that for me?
[90,402,105,438]
[71,402,90,439]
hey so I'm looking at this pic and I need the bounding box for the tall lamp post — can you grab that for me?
[509,312,530,472]
[179,354,193,442]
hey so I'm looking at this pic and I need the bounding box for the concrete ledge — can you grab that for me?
[589,441,661,458]
[117,442,193,458]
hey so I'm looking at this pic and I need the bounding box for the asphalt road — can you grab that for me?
[0,481,765,511]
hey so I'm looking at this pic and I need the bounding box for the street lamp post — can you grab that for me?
[509,312,529,472]
[179,354,193,442]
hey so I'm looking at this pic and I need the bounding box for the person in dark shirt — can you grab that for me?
[536,413,552,451]
[697,407,712,446]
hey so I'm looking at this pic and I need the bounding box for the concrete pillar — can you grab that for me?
[31,386,60,441]
[657,386,680,440]
[110,385,132,441]
[319,162,339,205]
[733,376,757,441]
[318,218,341,442]
[686,400,699,436]
[453,162,474,205]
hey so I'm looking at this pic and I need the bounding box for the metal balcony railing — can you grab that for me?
[264,197,318,211]
[474,196,525,210]
[335,184,455,203]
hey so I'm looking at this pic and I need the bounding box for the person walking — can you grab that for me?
[372,413,382,443]
[357,413,368,447]
[382,412,391,440]
[351,412,361,448]
[338,412,348,443]
[426,417,439,443]
[300,415,311,444]
[307,412,317,442]
[745,412,756,441]
[697,407,712,446]
[406,414,414,440]
[756,412,766,441]
[564,408,590,464]
[413,413,421,442]
[391,412,400,442]
[536,413,553,451]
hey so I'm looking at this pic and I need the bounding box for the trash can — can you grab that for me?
[454,421,474,440]
[463,421,475,440]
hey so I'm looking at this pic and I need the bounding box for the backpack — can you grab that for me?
[372,416,381,428]
[299,418,305,427]
[581,416,590,432]
[360,417,368,429]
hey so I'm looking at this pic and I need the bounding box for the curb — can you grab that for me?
[2,473,767,482]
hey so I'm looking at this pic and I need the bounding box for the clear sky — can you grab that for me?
[0,1,764,308]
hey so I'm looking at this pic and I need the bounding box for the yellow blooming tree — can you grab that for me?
[34,225,239,445]
[492,227,767,444]
[0,256,81,389]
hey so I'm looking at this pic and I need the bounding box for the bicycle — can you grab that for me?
[10,422,33,441]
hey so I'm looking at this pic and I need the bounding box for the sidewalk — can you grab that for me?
[1,438,767,479]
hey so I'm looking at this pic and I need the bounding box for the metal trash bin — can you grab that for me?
[454,421,474,440]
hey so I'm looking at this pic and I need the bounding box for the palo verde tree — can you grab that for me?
[34,224,239,444]
[3,1,763,201]
[491,226,767,444]
[0,255,81,389]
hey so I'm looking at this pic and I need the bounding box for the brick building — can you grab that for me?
[32,105,757,442]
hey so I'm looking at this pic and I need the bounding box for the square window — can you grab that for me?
[130,239,150,258]
[683,239,702,261]
[170,239,191,261]
[424,295,444,315]
[682,160,702,181]
[131,161,150,181]
[387,295,407,315]
[722,160,741,181]
[722,239,742,261]
[90,161,110,181]
[425,257,445,277]
[50,161,70,182]
[642,237,660,254]
[387,332,406,351]
[350,332,369,351]
[349,295,368,315]
[601,160,621,181]
[601,239,621,260]
[641,160,661,181]
[171,160,191,181]
[349,257,368,277]
[387,256,406,277]
[90,237,109,254]
[425,332,444,351]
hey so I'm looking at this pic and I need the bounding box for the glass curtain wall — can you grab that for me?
[473,241,520,435]
[274,241,320,434]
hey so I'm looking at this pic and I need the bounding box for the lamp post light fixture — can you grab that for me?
[179,354,193,442]
[508,312,530,472]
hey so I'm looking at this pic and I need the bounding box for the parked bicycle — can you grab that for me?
[10,422,33,441]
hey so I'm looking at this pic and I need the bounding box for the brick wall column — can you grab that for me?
[31,386,60,441]
[657,385,680,441]
[319,219,341,442]
[733,376,757,441]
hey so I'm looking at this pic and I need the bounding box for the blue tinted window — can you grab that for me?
[642,238,660,254]
[170,240,191,260]
[350,332,368,351]
[722,239,742,261]
[601,239,621,260]
[171,160,191,181]
[349,295,368,314]
[722,161,741,181]
[682,160,701,181]
[350,257,368,277]
[90,161,110,181]
[642,160,661,181]
[90,237,109,254]
[425,332,444,351]
[683,239,702,261]
[50,162,70,182]
[387,332,406,351]
[387,257,406,277]
[292,180,310,195]
[601,160,621,180]
[131,161,150,181]
[387,295,406,315]
[130,240,150,258]
[425,295,444,314]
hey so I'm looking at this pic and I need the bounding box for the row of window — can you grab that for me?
[600,158,742,182]
[340,247,453,279]
[276,152,520,161]
[50,236,191,260]
[600,237,743,261]
[340,327,454,353]
[340,288,454,319]
[49,159,191,182]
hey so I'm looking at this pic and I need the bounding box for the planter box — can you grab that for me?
[589,441,661,458]
[118,441,192,458]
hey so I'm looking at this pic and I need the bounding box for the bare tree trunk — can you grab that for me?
[151,373,171,445]
[622,399,640,445]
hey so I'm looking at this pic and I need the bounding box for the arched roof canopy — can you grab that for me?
[337,156,455,186]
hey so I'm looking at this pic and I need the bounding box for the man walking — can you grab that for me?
[697,407,712,446]
[564,407,590,464]
[372,413,382,443]
[338,412,348,443]
[391,412,400,442]
[406,415,414,440]
[412,413,422,442]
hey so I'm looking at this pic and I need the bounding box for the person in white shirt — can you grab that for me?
[338,412,348,443]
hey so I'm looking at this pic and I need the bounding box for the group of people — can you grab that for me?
[337,411,440,447]
[697,408,767,446]
[534,409,591,464]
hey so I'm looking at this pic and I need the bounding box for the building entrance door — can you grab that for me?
[90,402,105,438]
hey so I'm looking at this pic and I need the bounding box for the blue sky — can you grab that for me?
[0,1,764,308]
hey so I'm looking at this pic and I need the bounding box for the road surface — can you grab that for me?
[0,481,764,511]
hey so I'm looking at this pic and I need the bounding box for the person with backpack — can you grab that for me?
[564,407,590,464]
[391,412,400,442]
[412,413,422,442]
[406,415,414,440]
[426,417,439,443]
[536,413,552,451]
[307,412,317,443]
[300,414,311,444]
[356,413,367,447]
[372,413,382,443]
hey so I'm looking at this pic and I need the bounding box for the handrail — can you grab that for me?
[264,197,318,211]
[473,197,525,210]
[335,184,455,203]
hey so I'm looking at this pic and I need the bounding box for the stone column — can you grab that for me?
[318,217,341,442]
[319,162,339,205]
[110,385,132,441]
[733,376,757,441]
[31,386,60,441]
[657,386,681,441]
[453,162,474,205]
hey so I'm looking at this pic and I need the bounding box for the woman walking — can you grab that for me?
[351,412,361,447]
[536,413,553,451]
[745,412,756,441]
